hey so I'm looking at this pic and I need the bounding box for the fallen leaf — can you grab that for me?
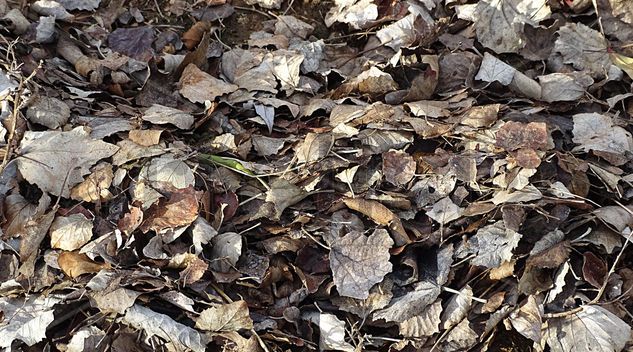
[382,150,416,186]
[554,23,611,76]
[50,213,93,251]
[16,127,119,197]
[123,304,207,352]
[545,305,630,352]
[304,312,355,352]
[0,296,59,348]
[343,197,410,246]
[572,113,633,166]
[142,104,194,130]
[196,301,253,332]
[179,64,239,103]
[57,251,108,278]
[108,26,155,62]
[330,229,393,299]
[26,96,70,129]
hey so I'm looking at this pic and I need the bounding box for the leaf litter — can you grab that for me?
[1,0,633,351]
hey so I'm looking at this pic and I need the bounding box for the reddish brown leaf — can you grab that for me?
[140,186,201,233]
[495,121,549,151]
[582,251,607,289]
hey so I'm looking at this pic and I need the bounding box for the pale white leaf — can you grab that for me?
[50,213,93,251]
[142,104,194,130]
[330,229,393,299]
[16,127,119,197]
[546,305,630,352]
[122,304,207,352]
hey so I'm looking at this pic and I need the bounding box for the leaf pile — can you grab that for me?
[1,0,633,350]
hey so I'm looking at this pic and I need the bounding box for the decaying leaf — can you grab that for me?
[304,312,355,352]
[123,304,208,352]
[0,296,59,348]
[330,229,393,299]
[57,251,108,278]
[545,305,630,352]
[468,221,522,269]
[50,213,93,251]
[142,104,194,130]
[108,26,155,61]
[16,127,119,197]
[572,113,633,165]
[179,64,239,103]
[196,301,253,332]
[26,96,70,129]
[466,0,551,53]
[342,197,410,246]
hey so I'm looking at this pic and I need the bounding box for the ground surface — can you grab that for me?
[1,0,633,351]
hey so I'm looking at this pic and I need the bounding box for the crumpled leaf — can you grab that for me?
[31,0,74,20]
[0,295,59,348]
[122,304,208,352]
[26,96,69,129]
[464,0,550,53]
[50,213,93,251]
[140,186,200,233]
[399,300,442,338]
[441,285,472,330]
[376,5,435,52]
[373,281,441,323]
[179,64,239,103]
[325,0,377,29]
[343,197,409,246]
[108,26,155,62]
[196,301,253,332]
[332,279,393,319]
[330,229,393,299]
[210,232,242,273]
[538,72,594,102]
[142,104,194,130]
[16,127,119,197]
[554,23,611,76]
[572,113,633,165]
[468,221,522,269]
[508,295,542,342]
[70,162,113,202]
[545,305,630,352]
[57,0,101,10]
[57,251,109,278]
[304,312,355,352]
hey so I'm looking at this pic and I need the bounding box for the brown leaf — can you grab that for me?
[178,64,239,103]
[140,186,201,233]
[582,251,607,289]
[382,150,416,186]
[343,197,410,246]
[495,121,549,151]
[196,300,253,332]
[182,21,212,50]
[58,251,108,278]
[179,256,208,285]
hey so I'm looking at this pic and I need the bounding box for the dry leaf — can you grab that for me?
[16,127,119,197]
[330,229,393,299]
[57,251,108,278]
[179,64,238,103]
[196,301,253,332]
[343,197,410,246]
